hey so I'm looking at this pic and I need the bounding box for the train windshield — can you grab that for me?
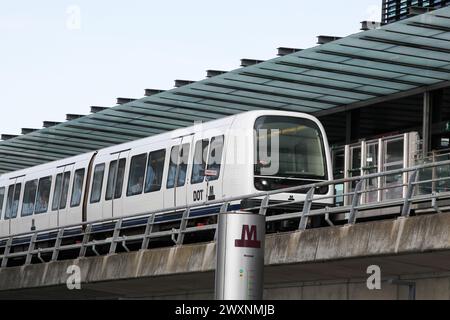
[254,116,327,191]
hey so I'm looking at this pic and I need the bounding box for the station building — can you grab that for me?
[1,5,450,210]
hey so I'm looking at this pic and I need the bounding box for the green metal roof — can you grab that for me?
[2,7,450,173]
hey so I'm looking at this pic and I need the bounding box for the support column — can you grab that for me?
[423,91,432,158]
[345,109,361,144]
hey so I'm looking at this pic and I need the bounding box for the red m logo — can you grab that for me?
[235,225,261,248]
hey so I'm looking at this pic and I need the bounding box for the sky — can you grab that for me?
[0,0,382,135]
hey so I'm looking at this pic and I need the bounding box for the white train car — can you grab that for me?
[0,110,333,237]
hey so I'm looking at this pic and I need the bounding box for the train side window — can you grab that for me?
[52,172,71,211]
[191,139,209,184]
[70,169,85,208]
[106,158,126,200]
[90,164,105,204]
[145,149,166,193]
[0,187,4,219]
[5,183,22,219]
[21,180,38,217]
[206,135,224,181]
[166,143,190,189]
[35,177,52,214]
[127,154,147,196]
[167,146,179,189]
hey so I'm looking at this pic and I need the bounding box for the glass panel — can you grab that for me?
[21,180,38,217]
[332,148,345,206]
[191,140,209,184]
[206,136,224,181]
[52,172,71,210]
[167,146,179,189]
[70,169,85,208]
[365,142,379,203]
[127,154,147,196]
[0,187,4,219]
[90,164,105,203]
[383,138,404,200]
[145,149,166,193]
[35,177,52,214]
[177,143,190,187]
[348,146,361,202]
[106,159,126,200]
[5,183,21,219]
[255,116,326,180]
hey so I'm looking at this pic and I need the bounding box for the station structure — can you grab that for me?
[0,5,450,300]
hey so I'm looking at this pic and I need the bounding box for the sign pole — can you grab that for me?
[215,211,266,300]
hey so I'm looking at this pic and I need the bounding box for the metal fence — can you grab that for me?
[1,156,450,269]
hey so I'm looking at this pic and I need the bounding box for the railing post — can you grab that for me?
[402,170,418,217]
[25,233,38,265]
[79,224,92,258]
[259,196,270,216]
[109,219,123,254]
[51,228,65,262]
[348,180,363,225]
[141,213,156,250]
[176,208,190,246]
[214,202,229,241]
[1,237,13,268]
[299,187,315,230]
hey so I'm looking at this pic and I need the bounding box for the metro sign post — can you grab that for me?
[215,211,266,300]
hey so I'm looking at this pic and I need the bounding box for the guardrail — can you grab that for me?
[1,156,450,268]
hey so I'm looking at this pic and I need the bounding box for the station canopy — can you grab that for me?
[1,6,450,173]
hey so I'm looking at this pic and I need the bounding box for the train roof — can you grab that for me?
[0,110,316,182]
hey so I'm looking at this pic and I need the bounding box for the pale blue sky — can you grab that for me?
[0,0,381,135]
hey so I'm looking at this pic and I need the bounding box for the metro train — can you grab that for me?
[0,110,333,237]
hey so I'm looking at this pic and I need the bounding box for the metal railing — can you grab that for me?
[1,156,450,269]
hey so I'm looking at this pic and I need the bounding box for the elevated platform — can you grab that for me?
[1,211,449,299]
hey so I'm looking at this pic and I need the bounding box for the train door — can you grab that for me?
[51,163,74,228]
[188,134,225,208]
[164,136,192,210]
[4,175,25,235]
[103,150,129,219]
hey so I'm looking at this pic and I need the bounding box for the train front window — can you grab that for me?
[254,116,327,192]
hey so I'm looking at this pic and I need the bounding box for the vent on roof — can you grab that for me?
[90,106,108,113]
[43,121,61,128]
[144,89,165,96]
[206,70,227,78]
[66,114,85,121]
[277,47,302,56]
[240,59,265,67]
[174,80,195,88]
[1,134,19,140]
[21,128,38,135]
[317,35,342,44]
[360,21,381,31]
[117,98,136,105]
